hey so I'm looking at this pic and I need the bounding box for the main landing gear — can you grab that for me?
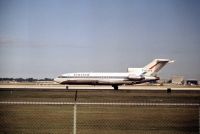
[112,85,118,90]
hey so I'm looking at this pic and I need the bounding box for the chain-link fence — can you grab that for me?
[0,89,199,134]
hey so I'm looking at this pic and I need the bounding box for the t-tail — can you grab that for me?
[128,59,174,76]
[143,59,174,76]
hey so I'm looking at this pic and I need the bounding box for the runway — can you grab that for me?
[0,101,199,106]
[1,87,200,103]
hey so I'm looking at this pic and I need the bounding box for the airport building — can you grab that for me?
[185,79,199,85]
[171,76,199,86]
[171,76,184,85]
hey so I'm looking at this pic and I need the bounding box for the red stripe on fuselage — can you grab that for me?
[149,62,160,70]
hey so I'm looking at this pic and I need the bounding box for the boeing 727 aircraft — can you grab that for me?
[54,59,174,90]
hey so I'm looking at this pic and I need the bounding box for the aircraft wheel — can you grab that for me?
[112,85,118,90]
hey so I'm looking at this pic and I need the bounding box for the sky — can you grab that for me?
[0,0,200,79]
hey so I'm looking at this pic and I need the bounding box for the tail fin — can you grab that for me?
[143,59,174,76]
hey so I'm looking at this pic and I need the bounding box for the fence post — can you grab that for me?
[73,90,78,134]
[73,104,77,134]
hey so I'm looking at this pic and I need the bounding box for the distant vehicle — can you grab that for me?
[54,59,174,90]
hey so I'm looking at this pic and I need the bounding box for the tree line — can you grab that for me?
[0,78,53,82]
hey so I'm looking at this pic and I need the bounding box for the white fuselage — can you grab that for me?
[54,59,173,90]
[54,72,158,85]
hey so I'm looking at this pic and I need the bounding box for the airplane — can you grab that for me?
[54,59,174,90]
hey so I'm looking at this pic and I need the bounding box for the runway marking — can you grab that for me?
[0,101,199,106]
